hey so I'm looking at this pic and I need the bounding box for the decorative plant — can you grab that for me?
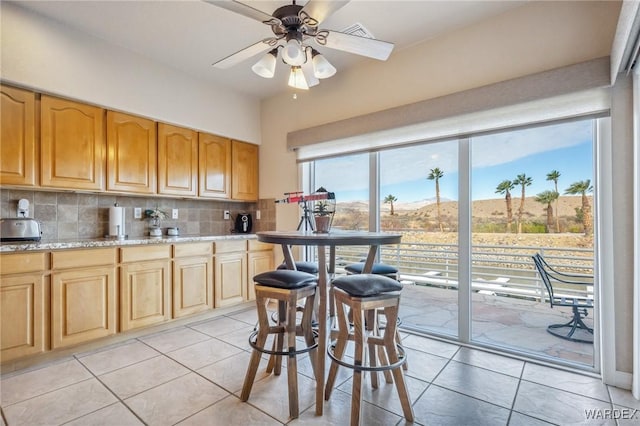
[145,207,167,227]
[313,201,333,216]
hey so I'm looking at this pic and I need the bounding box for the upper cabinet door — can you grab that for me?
[158,123,198,196]
[231,140,258,201]
[199,132,231,199]
[0,85,37,186]
[107,111,157,194]
[41,96,105,191]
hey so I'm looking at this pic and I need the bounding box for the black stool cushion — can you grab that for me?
[254,270,317,289]
[277,261,319,274]
[344,262,398,275]
[332,274,402,297]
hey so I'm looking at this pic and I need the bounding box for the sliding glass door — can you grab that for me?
[470,119,596,367]
[308,116,599,369]
[379,141,459,338]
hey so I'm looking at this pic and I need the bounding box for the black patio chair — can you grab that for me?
[532,253,594,343]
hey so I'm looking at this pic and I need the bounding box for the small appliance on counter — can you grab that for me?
[234,213,252,234]
[0,218,42,242]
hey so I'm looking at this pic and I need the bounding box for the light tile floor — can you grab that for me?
[1,305,639,426]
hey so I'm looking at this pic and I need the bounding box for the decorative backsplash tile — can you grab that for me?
[0,189,276,240]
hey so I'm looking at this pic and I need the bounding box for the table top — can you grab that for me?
[256,230,402,246]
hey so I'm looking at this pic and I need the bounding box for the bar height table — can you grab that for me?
[256,230,402,416]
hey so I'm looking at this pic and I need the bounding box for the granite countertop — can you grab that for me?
[0,234,258,253]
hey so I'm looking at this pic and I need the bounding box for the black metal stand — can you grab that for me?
[297,201,314,231]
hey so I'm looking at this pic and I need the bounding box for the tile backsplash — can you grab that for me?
[0,189,276,240]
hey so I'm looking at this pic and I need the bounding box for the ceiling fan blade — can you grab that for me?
[203,0,281,26]
[316,30,394,61]
[299,0,350,28]
[213,38,278,69]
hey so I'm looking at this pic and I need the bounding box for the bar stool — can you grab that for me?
[241,270,318,419]
[344,262,399,280]
[277,261,319,274]
[344,261,407,370]
[325,274,414,426]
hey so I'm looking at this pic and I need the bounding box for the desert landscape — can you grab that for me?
[330,195,594,255]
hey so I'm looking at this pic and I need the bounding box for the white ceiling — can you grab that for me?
[13,0,526,100]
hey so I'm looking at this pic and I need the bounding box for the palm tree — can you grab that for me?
[513,173,533,234]
[535,190,559,233]
[565,179,593,235]
[546,170,561,233]
[383,194,398,215]
[495,180,515,233]
[427,167,444,232]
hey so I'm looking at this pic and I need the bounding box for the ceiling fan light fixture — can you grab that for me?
[251,48,278,78]
[282,38,306,66]
[288,66,309,90]
[311,49,336,79]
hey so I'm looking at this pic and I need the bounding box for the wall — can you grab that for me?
[258,0,634,382]
[0,3,276,239]
[0,189,275,239]
[260,0,621,230]
[0,2,261,144]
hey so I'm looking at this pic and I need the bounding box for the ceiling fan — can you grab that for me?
[206,0,394,89]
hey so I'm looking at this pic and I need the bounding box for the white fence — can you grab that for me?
[329,242,594,303]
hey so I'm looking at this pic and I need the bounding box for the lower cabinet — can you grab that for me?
[1,273,48,361]
[247,241,274,301]
[51,248,117,349]
[0,238,274,363]
[173,243,213,318]
[120,246,171,331]
[0,252,48,361]
[214,240,247,307]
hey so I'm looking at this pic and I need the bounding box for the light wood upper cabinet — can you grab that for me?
[0,85,37,187]
[199,132,231,199]
[40,96,105,191]
[231,140,258,201]
[107,111,157,194]
[158,123,198,196]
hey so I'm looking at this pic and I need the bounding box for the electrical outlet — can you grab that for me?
[172,208,178,219]
[134,208,142,219]
[224,210,230,220]
[256,210,261,220]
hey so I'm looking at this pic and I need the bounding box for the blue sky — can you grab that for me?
[315,119,593,203]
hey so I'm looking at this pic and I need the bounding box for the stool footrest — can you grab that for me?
[327,342,407,373]
[249,330,318,357]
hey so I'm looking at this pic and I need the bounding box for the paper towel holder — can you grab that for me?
[105,203,128,240]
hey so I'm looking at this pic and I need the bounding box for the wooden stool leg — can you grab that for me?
[325,292,350,401]
[270,300,286,376]
[241,294,270,401]
[351,306,366,426]
[366,309,379,389]
[383,305,414,423]
[302,292,318,380]
[396,329,408,371]
[286,295,300,418]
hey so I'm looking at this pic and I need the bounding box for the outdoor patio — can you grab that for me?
[398,283,594,367]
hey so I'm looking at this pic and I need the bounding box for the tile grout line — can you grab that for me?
[72,353,148,426]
